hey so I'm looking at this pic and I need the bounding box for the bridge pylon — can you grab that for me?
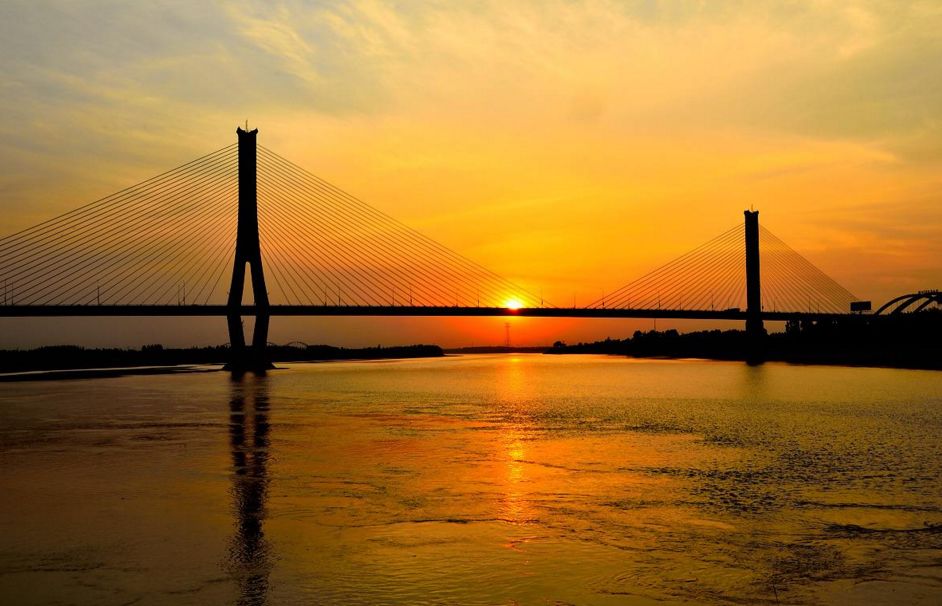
[744,210,766,356]
[225,127,272,373]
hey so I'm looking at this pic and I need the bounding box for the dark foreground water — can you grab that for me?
[1,355,941,605]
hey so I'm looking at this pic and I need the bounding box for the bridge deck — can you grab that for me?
[0,305,853,322]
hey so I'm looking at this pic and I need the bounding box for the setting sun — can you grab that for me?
[504,298,524,310]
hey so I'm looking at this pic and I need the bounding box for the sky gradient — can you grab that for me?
[1,1,940,347]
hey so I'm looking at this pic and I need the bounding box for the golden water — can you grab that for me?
[1,355,941,604]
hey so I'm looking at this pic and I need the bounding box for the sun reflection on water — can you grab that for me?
[495,356,536,528]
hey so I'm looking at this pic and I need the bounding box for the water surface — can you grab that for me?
[1,354,941,604]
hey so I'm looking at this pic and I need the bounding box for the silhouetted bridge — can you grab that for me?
[1,126,922,371]
[0,304,848,322]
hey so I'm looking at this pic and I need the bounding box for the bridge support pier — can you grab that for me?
[225,126,272,374]
[744,210,766,362]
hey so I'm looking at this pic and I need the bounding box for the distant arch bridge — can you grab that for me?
[874,291,942,315]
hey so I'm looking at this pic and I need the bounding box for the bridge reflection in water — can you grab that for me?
[227,375,272,605]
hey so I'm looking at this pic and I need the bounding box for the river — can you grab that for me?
[1,354,940,604]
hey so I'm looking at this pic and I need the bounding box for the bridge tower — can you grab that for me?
[744,210,765,343]
[226,127,271,373]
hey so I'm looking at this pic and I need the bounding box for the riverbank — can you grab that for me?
[0,343,444,376]
[547,322,942,370]
[0,365,219,382]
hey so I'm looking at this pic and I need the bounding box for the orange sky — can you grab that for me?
[1,1,940,347]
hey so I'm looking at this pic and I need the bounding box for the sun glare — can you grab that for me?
[504,298,524,310]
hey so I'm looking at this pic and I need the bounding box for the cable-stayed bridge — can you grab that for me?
[0,127,895,370]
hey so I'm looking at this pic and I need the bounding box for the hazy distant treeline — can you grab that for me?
[547,311,942,370]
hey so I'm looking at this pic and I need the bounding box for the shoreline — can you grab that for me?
[1,350,517,382]
[3,316,941,380]
[546,327,942,371]
[0,343,444,379]
[0,364,221,382]
[2,350,939,383]
[570,351,942,372]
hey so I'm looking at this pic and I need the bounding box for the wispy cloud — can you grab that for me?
[0,0,939,312]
